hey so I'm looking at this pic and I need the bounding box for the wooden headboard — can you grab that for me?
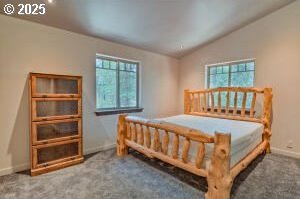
[184,87,272,125]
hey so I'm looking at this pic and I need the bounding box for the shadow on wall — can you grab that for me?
[8,77,30,173]
[6,73,118,173]
[81,87,118,153]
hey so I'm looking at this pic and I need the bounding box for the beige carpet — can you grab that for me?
[0,149,299,199]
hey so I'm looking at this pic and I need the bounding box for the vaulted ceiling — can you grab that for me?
[0,0,294,57]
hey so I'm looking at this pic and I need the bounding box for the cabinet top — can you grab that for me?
[29,72,82,79]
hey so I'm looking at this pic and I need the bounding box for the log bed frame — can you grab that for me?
[116,87,273,199]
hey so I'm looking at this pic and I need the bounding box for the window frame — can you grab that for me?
[95,55,141,114]
[206,58,256,89]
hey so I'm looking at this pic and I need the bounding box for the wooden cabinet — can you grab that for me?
[31,118,82,145]
[32,139,82,169]
[29,73,83,176]
[31,73,81,98]
[31,98,82,121]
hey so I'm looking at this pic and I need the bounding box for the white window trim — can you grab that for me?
[205,58,256,89]
[95,54,141,111]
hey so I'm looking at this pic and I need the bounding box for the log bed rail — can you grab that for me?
[117,87,273,199]
[118,115,214,177]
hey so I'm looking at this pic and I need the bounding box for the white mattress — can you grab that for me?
[157,114,264,168]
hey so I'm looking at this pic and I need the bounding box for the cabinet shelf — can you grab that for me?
[32,118,82,145]
[31,157,84,176]
[33,139,82,168]
[29,73,83,176]
[31,73,82,98]
[31,98,82,122]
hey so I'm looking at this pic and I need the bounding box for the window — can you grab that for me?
[96,55,140,112]
[207,59,255,108]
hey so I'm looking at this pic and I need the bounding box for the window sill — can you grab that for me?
[95,108,144,116]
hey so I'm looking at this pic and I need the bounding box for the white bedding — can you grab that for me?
[157,114,264,168]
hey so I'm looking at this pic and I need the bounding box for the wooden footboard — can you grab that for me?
[117,115,236,199]
[117,115,214,177]
[116,114,269,199]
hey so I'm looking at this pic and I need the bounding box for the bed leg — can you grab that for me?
[263,88,273,154]
[262,128,271,153]
[205,132,233,199]
[266,147,271,153]
[117,114,128,156]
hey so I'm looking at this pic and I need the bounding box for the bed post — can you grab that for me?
[205,133,232,199]
[117,114,128,156]
[184,89,191,114]
[262,88,273,153]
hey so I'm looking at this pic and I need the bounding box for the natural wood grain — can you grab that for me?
[217,91,222,114]
[189,112,261,123]
[182,138,191,163]
[191,87,264,94]
[225,90,230,115]
[191,93,195,112]
[233,92,238,115]
[125,139,208,177]
[125,116,214,143]
[172,134,179,159]
[78,137,83,158]
[29,74,34,169]
[162,131,169,155]
[35,154,82,170]
[195,142,205,169]
[31,98,81,122]
[145,127,151,148]
[31,118,81,145]
[153,128,160,152]
[117,115,128,156]
[78,77,82,96]
[30,72,82,98]
[29,73,83,176]
[30,72,82,79]
[33,138,80,149]
[184,89,191,114]
[205,133,232,199]
[262,88,273,153]
[132,123,137,142]
[127,123,131,140]
[138,124,144,146]
[250,92,256,118]
[203,92,207,112]
[241,92,247,117]
[33,93,81,98]
[210,92,215,113]
[31,157,84,176]
[186,87,270,124]
[32,138,81,169]
[32,147,37,170]
[117,86,273,199]
[198,93,201,112]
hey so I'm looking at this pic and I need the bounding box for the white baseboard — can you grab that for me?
[1,145,297,177]
[0,143,116,177]
[83,143,116,155]
[0,163,30,177]
[271,147,300,159]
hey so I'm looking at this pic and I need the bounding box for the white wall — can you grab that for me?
[1,1,299,177]
[179,2,300,157]
[0,15,179,175]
